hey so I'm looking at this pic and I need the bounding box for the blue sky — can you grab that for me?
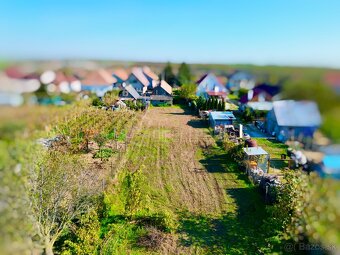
[1,0,340,67]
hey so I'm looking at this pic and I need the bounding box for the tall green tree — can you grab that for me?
[177,62,192,86]
[161,62,177,86]
[218,101,223,111]
[28,151,96,255]
[222,101,226,111]
[207,98,212,110]
[213,98,219,109]
[178,83,197,100]
[196,96,206,110]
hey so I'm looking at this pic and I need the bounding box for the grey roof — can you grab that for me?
[272,100,321,127]
[243,146,268,156]
[209,111,236,121]
[150,95,173,101]
[159,80,172,95]
[125,84,140,99]
[247,102,273,111]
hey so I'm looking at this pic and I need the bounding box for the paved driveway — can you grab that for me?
[243,123,269,138]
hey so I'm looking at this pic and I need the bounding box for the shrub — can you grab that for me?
[103,90,120,106]
[61,210,101,255]
[178,83,197,100]
[93,148,114,159]
[92,97,104,107]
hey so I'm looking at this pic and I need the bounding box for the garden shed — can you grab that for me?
[243,146,269,174]
[209,111,236,128]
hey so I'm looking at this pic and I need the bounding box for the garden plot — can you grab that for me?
[108,107,271,254]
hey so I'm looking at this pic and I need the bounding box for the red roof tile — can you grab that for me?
[206,91,227,97]
[81,69,116,86]
[113,68,128,81]
[324,72,340,88]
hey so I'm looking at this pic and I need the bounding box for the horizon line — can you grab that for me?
[1,57,340,70]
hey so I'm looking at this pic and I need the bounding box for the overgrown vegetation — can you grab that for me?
[0,101,140,254]
[266,171,340,252]
[1,101,339,254]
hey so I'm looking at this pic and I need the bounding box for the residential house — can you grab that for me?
[324,72,340,94]
[125,67,149,95]
[196,73,228,100]
[81,69,116,97]
[47,70,82,94]
[265,100,322,142]
[1,67,40,106]
[112,68,129,89]
[119,84,140,100]
[142,66,159,91]
[3,67,40,94]
[239,83,281,111]
[150,80,173,105]
[227,71,256,92]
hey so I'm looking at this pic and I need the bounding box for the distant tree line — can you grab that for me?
[161,62,192,86]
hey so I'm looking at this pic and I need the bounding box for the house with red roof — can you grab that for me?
[324,72,340,94]
[196,73,228,100]
[112,68,129,89]
[81,69,116,97]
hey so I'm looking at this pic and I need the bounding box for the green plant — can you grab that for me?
[207,98,212,110]
[196,96,206,110]
[93,148,114,159]
[103,90,120,106]
[177,62,192,85]
[121,166,147,216]
[243,107,254,122]
[272,171,340,248]
[162,62,177,85]
[27,150,95,255]
[92,97,104,107]
[178,83,197,100]
[61,209,101,255]
[222,101,226,111]
[94,133,106,149]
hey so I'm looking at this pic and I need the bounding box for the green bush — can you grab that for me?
[61,210,101,255]
[268,171,340,249]
[93,148,114,159]
[92,97,104,107]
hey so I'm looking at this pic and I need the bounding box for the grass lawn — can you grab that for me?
[102,108,282,254]
[253,138,290,173]
[252,138,288,158]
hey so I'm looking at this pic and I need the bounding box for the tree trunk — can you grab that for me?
[44,239,54,255]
